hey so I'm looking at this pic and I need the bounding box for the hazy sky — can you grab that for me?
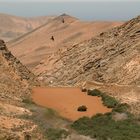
[0,0,140,21]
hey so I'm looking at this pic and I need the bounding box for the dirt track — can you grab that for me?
[32,87,111,121]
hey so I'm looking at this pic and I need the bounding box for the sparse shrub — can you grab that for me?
[77,105,87,112]
[87,89,119,108]
[72,112,140,140]
[113,103,129,113]
[102,95,118,108]
[87,89,101,96]
[22,98,34,104]
[45,108,57,118]
[46,128,69,140]
[72,91,140,140]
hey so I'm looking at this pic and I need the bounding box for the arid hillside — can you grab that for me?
[0,39,97,140]
[35,15,140,87]
[0,13,54,41]
[0,40,43,139]
[8,14,123,70]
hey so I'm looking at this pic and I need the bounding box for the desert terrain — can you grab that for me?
[35,15,140,87]
[31,15,140,117]
[8,14,123,70]
[0,39,109,140]
[0,13,140,140]
[0,13,55,41]
[0,40,43,139]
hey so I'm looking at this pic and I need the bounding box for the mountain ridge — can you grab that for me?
[0,13,55,41]
[8,14,123,71]
[35,15,140,86]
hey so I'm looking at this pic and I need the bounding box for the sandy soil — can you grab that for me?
[32,87,111,121]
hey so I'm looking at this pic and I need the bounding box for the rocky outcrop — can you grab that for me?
[0,39,39,86]
[36,16,140,86]
[0,40,41,139]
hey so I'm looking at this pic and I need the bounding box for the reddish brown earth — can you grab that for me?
[32,87,111,121]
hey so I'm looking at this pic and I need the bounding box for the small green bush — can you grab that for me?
[102,95,118,108]
[22,98,34,104]
[87,89,119,108]
[46,128,69,140]
[87,89,102,96]
[77,105,87,112]
[113,103,129,113]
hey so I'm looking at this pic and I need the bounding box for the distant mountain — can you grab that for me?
[0,13,55,41]
[8,14,123,70]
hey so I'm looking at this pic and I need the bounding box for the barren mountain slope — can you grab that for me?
[8,14,123,70]
[36,15,140,86]
[0,40,43,139]
[0,13,54,41]
[0,39,96,140]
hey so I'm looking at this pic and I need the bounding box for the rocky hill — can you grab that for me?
[0,40,97,140]
[36,15,140,86]
[0,13,54,41]
[0,40,42,139]
[8,14,122,70]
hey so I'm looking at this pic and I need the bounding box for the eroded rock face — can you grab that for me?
[0,39,39,86]
[36,15,140,86]
[0,40,41,139]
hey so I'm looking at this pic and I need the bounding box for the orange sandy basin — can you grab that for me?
[32,87,111,121]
